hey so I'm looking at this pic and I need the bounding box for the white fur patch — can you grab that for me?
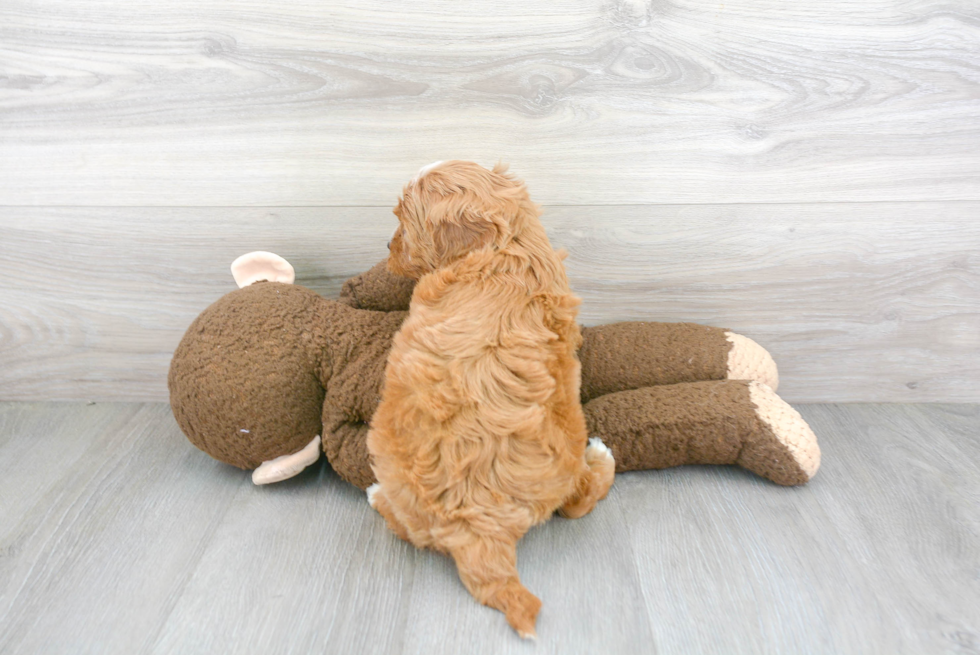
[366,483,380,508]
[587,437,609,455]
[414,160,444,181]
[586,437,613,464]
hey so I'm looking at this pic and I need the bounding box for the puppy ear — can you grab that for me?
[430,210,497,263]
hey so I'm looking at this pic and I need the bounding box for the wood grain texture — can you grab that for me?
[0,402,977,654]
[1,202,977,403]
[1,0,979,205]
[551,202,980,403]
[616,402,980,655]
[0,403,246,654]
[0,207,392,403]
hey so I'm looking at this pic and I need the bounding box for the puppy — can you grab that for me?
[366,161,615,638]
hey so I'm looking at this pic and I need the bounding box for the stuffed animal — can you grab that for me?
[169,252,820,489]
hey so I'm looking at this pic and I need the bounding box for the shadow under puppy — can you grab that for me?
[367,161,615,638]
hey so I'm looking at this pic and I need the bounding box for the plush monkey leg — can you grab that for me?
[583,379,820,485]
[326,381,820,490]
[578,322,779,401]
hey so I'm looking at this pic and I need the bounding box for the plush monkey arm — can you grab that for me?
[338,260,415,311]
[582,379,820,485]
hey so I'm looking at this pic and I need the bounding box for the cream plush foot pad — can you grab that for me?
[748,382,820,480]
[252,435,321,485]
[726,332,779,391]
[231,251,296,288]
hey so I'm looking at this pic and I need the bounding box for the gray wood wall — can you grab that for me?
[1,0,978,402]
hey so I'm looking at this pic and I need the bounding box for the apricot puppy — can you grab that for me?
[366,161,615,638]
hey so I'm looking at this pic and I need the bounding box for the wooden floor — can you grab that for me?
[1,402,977,654]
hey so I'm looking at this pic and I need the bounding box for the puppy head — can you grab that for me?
[387,160,533,279]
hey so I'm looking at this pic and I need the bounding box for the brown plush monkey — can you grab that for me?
[169,253,819,490]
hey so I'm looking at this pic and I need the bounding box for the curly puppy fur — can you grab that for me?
[367,161,615,638]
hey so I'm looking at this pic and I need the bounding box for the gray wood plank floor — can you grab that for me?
[1,402,977,654]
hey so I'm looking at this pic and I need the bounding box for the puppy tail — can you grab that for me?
[449,534,541,639]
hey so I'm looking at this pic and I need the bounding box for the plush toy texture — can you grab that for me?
[583,380,817,485]
[169,279,405,477]
[169,253,820,490]
[169,282,326,469]
[338,260,415,311]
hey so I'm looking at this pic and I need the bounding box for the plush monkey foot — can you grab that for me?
[583,379,820,485]
[725,332,779,391]
[252,435,322,484]
[740,381,820,484]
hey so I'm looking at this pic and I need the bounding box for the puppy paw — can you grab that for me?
[584,437,616,504]
[725,331,779,391]
[586,437,614,466]
[366,483,380,509]
[585,437,612,459]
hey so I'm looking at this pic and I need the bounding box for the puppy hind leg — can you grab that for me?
[449,535,541,639]
[558,438,616,519]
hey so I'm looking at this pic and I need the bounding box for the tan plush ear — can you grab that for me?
[230,251,295,288]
